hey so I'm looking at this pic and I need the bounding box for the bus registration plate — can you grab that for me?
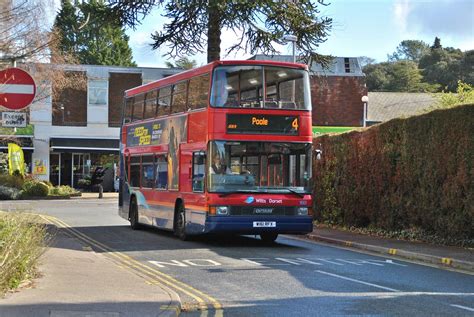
[253,221,276,228]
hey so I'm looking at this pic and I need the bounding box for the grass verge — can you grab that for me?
[0,212,48,296]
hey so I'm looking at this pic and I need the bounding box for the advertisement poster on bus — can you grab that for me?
[126,116,187,190]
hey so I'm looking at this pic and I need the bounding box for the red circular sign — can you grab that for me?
[0,67,36,110]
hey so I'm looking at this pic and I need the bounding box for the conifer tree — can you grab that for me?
[54,0,136,66]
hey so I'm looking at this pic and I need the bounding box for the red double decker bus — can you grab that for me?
[118,60,313,242]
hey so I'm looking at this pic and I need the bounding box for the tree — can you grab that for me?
[431,37,442,50]
[363,61,438,92]
[358,56,375,68]
[0,0,79,103]
[388,40,429,62]
[165,57,197,69]
[54,0,136,66]
[385,61,437,92]
[363,63,389,91]
[419,38,465,92]
[107,0,333,65]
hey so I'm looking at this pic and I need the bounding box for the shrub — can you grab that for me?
[0,174,25,190]
[313,104,474,246]
[0,185,21,200]
[21,181,49,198]
[0,212,47,295]
[49,185,79,196]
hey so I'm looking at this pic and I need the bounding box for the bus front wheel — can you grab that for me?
[174,203,188,241]
[260,233,278,243]
[129,197,141,230]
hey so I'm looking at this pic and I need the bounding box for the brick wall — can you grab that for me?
[52,71,87,126]
[108,72,142,127]
[310,76,367,127]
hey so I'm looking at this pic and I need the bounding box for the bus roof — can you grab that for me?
[125,60,308,98]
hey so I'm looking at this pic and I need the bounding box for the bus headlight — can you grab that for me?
[216,206,229,215]
[297,207,308,215]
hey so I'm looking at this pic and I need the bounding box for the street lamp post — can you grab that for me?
[361,95,369,127]
[282,34,298,103]
[282,34,297,63]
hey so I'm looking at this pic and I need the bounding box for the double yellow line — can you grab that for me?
[41,215,223,317]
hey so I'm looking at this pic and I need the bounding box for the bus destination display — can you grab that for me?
[226,114,299,135]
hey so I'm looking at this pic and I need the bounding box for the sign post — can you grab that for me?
[0,67,36,110]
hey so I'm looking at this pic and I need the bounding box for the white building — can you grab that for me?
[28,64,180,190]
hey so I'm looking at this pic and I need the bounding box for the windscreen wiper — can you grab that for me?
[218,190,258,197]
[285,188,306,198]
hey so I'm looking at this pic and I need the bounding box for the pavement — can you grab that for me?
[0,221,181,317]
[73,192,119,199]
[307,225,474,272]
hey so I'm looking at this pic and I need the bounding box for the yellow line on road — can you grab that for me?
[41,215,223,315]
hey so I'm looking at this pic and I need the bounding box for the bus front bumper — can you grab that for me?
[203,215,313,235]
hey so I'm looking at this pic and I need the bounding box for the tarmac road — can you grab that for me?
[3,199,473,316]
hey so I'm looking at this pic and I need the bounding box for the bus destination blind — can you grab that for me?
[226,114,299,135]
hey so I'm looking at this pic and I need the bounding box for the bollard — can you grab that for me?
[98,184,103,199]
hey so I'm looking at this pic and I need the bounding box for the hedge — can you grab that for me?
[313,104,473,245]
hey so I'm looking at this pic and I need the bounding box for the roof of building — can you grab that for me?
[250,55,364,77]
[367,92,438,122]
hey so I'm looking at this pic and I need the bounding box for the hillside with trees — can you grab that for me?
[362,38,473,93]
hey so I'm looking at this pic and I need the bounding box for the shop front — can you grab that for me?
[49,138,119,191]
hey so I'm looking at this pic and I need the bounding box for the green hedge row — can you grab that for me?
[313,104,473,245]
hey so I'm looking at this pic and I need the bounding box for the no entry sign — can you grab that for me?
[0,67,36,110]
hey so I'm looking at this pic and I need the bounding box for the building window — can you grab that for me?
[88,80,108,105]
[129,156,141,187]
[188,73,210,110]
[344,58,351,73]
[155,154,168,189]
[141,155,154,188]
[192,152,205,192]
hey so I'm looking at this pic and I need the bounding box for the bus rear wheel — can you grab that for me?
[129,197,141,230]
[174,203,188,241]
[260,233,278,243]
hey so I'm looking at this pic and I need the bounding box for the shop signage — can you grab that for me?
[2,111,27,127]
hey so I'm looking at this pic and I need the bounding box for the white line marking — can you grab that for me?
[337,259,363,266]
[0,84,34,94]
[450,304,474,312]
[359,260,384,267]
[316,270,400,292]
[317,259,344,266]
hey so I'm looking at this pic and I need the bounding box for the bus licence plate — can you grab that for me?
[253,221,276,228]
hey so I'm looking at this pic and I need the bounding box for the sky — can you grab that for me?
[53,0,474,68]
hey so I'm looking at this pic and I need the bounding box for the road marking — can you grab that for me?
[358,260,384,267]
[316,270,400,292]
[275,257,322,266]
[382,259,408,267]
[149,260,190,268]
[316,259,344,266]
[183,259,222,267]
[337,259,363,266]
[41,215,223,315]
[149,259,222,268]
[450,304,474,312]
[240,258,290,266]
